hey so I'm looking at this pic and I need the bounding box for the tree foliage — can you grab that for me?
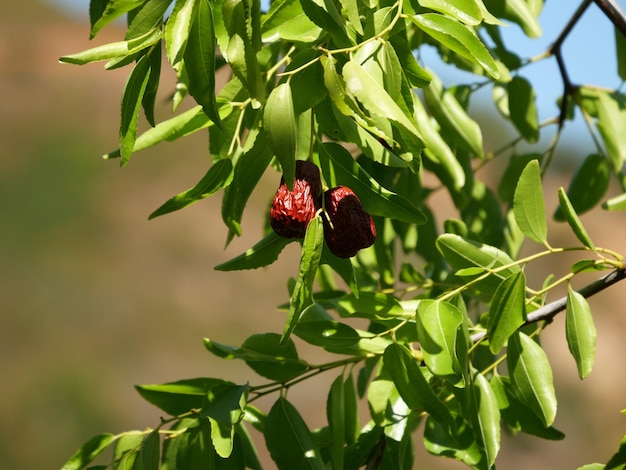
[61,0,626,468]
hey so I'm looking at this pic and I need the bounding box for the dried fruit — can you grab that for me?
[270,161,322,239]
[323,186,376,258]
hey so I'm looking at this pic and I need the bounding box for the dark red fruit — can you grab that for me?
[323,186,376,258]
[270,161,322,239]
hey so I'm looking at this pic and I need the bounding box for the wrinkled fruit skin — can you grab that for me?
[270,161,322,239]
[323,186,376,258]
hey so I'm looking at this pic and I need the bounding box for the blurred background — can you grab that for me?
[2,1,626,468]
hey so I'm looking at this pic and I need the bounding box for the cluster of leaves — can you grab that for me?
[61,0,626,468]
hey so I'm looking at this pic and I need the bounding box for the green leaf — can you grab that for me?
[120,54,153,165]
[507,332,557,427]
[90,0,146,38]
[416,300,466,386]
[294,320,361,351]
[126,0,172,40]
[240,333,309,382]
[554,154,610,221]
[265,397,326,469]
[409,13,499,79]
[566,286,597,379]
[165,0,196,65]
[436,233,520,295]
[470,371,501,467]
[282,214,324,342]
[507,76,539,142]
[60,28,162,65]
[423,415,483,468]
[264,83,297,189]
[491,375,565,440]
[603,192,626,211]
[320,244,359,296]
[221,129,274,241]
[150,159,233,219]
[113,431,143,470]
[497,154,540,203]
[342,59,425,151]
[319,142,426,224]
[136,430,160,470]
[383,343,455,430]
[203,383,248,458]
[261,0,323,43]
[424,75,484,158]
[513,159,548,245]
[61,433,116,470]
[142,43,162,127]
[557,187,595,250]
[136,378,226,415]
[487,271,527,354]
[214,232,294,271]
[413,95,465,190]
[343,374,359,445]
[333,291,406,319]
[485,0,542,38]
[327,374,346,469]
[596,92,626,172]
[184,0,222,126]
[419,0,482,25]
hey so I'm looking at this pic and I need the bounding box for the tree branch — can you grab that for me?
[593,0,626,39]
[471,267,626,343]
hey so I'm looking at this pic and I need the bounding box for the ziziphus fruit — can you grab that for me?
[323,186,376,258]
[270,160,322,239]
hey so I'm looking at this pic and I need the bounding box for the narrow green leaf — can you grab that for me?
[265,397,326,469]
[497,154,540,202]
[214,232,294,271]
[470,371,501,467]
[566,286,596,379]
[327,374,346,470]
[557,187,596,250]
[126,0,172,40]
[184,0,221,126]
[137,430,160,470]
[281,215,324,342]
[513,159,548,245]
[142,43,162,127]
[419,0,482,25]
[333,291,405,319]
[264,83,297,189]
[136,378,226,415]
[424,75,484,158]
[90,0,145,38]
[294,320,360,350]
[507,332,557,427]
[343,59,425,150]
[409,13,499,79]
[596,92,626,172]
[120,54,152,166]
[507,76,539,142]
[61,433,116,470]
[554,154,610,221]
[150,159,233,219]
[487,271,527,354]
[383,343,455,430]
[436,233,520,295]
[343,374,359,445]
[240,333,309,382]
[603,192,626,211]
[319,142,427,224]
[165,0,196,65]
[416,300,466,386]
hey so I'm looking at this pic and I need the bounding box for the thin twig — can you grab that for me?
[471,267,626,343]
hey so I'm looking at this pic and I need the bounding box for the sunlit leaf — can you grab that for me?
[214,232,294,271]
[409,13,499,79]
[90,0,145,38]
[507,332,557,427]
[282,215,324,342]
[136,378,226,415]
[470,371,500,467]
[513,159,548,245]
[165,0,195,65]
[557,187,595,250]
[566,286,596,379]
[61,433,116,470]
[419,0,482,25]
[264,83,297,189]
[120,54,152,165]
[507,76,539,142]
[487,271,527,354]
